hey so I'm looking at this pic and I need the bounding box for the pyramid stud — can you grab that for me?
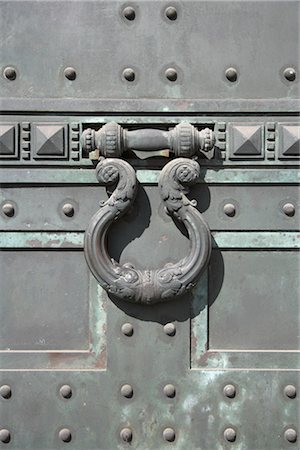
[229,124,263,159]
[33,123,67,159]
[278,124,300,159]
[0,123,18,159]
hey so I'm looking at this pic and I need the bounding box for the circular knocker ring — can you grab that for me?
[84,157,211,305]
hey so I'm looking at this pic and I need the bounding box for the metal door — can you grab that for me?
[0,1,299,449]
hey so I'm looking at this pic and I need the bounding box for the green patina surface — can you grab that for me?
[0,168,299,184]
[0,231,298,248]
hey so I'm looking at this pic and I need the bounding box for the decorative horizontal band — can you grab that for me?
[0,231,298,249]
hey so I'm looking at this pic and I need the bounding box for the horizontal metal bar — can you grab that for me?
[212,231,300,249]
[0,232,83,248]
[1,97,299,113]
[0,168,299,184]
[0,232,299,249]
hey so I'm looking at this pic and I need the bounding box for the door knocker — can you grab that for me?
[82,122,213,304]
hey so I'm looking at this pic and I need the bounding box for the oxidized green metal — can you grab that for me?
[0,0,299,449]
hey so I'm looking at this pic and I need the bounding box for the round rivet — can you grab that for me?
[283,67,296,82]
[123,6,135,21]
[225,67,238,82]
[165,6,177,20]
[163,384,176,398]
[121,323,134,336]
[0,385,11,399]
[223,203,236,217]
[284,385,297,399]
[224,427,236,442]
[2,202,15,217]
[283,203,295,217]
[284,428,297,443]
[120,427,132,443]
[123,68,135,82]
[163,427,176,442]
[121,384,133,398]
[164,322,176,336]
[60,385,72,399]
[62,203,75,217]
[165,68,177,82]
[0,429,10,444]
[3,67,16,81]
[64,67,76,81]
[223,384,236,399]
[59,428,72,443]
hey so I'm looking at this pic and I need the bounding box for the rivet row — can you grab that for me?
[0,425,297,444]
[222,202,296,218]
[119,383,176,399]
[121,322,177,337]
[1,201,76,218]
[122,6,178,21]
[2,65,297,83]
[1,383,296,401]
[1,201,296,219]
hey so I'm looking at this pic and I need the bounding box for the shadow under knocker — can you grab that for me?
[84,157,212,305]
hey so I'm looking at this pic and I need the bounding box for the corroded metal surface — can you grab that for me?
[0,0,299,448]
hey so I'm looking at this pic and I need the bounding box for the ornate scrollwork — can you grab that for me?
[84,158,211,304]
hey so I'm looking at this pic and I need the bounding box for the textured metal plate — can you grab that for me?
[0,1,299,112]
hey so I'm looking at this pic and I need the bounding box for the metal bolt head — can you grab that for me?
[59,428,72,443]
[0,385,11,399]
[60,385,72,399]
[3,66,16,81]
[284,385,297,399]
[224,427,237,442]
[165,6,177,20]
[121,384,133,398]
[223,384,236,399]
[163,384,176,398]
[123,6,135,21]
[284,428,297,443]
[123,68,135,82]
[225,67,238,82]
[64,67,76,81]
[2,202,15,217]
[121,323,134,336]
[120,427,132,443]
[0,429,11,444]
[165,68,177,82]
[283,67,296,82]
[283,203,295,217]
[62,203,75,217]
[224,203,236,217]
[163,427,176,442]
[164,322,176,336]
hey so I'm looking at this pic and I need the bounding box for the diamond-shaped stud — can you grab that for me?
[229,124,263,159]
[278,124,300,159]
[33,123,67,159]
[0,124,18,158]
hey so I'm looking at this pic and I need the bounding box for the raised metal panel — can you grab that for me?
[209,250,299,350]
[0,250,89,351]
[1,1,299,112]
